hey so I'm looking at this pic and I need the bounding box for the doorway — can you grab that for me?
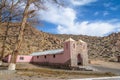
[77,54,82,65]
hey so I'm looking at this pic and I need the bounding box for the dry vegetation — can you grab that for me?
[15,63,116,79]
[0,23,62,56]
[0,23,120,61]
[0,62,118,80]
[17,68,115,78]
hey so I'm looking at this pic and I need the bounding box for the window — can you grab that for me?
[37,56,39,59]
[20,57,24,60]
[53,55,56,58]
[73,44,75,48]
[44,55,46,59]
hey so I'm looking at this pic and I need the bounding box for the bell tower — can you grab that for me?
[64,38,77,67]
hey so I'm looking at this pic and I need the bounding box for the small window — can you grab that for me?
[73,44,75,48]
[44,55,46,59]
[53,55,55,58]
[20,57,24,60]
[37,56,39,59]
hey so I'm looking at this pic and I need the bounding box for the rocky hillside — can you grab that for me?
[0,23,120,61]
[0,23,62,56]
[54,33,120,61]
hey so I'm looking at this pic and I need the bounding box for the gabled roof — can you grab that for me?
[79,40,85,43]
[30,49,64,56]
[65,38,75,42]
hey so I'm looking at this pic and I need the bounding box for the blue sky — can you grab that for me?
[37,0,120,36]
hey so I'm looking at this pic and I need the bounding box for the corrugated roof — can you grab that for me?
[30,49,64,56]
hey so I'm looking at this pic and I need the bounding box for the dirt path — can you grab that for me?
[90,60,120,75]
[90,60,120,69]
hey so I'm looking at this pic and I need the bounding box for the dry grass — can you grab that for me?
[16,67,116,79]
[15,63,117,79]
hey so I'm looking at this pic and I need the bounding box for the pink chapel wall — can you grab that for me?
[32,55,47,63]
[3,38,72,64]
[6,55,33,63]
[4,44,71,64]
[44,53,69,64]
[3,38,88,68]
[32,41,72,64]
[47,41,71,64]
[16,55,33,62]
[63,41,71,61]
[32,51,71,64]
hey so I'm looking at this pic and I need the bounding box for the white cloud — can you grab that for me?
[103,2,119,11]
[39,1,76,27]
[103,2,111,7]
[110,6,119,11]
[103,11,109,16]
[70,0,97,6]
[57,21,120,36]
[94,12,99,16]
[103,3,111,8]
[38,1,120,36]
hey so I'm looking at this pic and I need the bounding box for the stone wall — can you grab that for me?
[67,38,88,67]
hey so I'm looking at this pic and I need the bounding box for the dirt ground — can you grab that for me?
[90,59,120,69]
[89,60,120,75]
[0,60,120,80]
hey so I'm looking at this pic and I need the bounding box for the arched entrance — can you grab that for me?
[77,54,82,65]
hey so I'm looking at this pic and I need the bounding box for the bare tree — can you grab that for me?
[8,0,45,70]
[0,0,41,66]
[0,0,62,70]
[0,0,21,65]
[0,0,6,23]
[0,0,6,65]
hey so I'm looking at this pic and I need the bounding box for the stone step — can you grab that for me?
[79,66,98,71]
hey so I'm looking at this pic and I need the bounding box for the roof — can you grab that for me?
[65,38,75,42]
[79,40,85,43]
[30,49,64,56]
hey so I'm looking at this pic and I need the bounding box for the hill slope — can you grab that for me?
[0,23,120,61]
[54,33,120,61]
[0,23,62,55]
